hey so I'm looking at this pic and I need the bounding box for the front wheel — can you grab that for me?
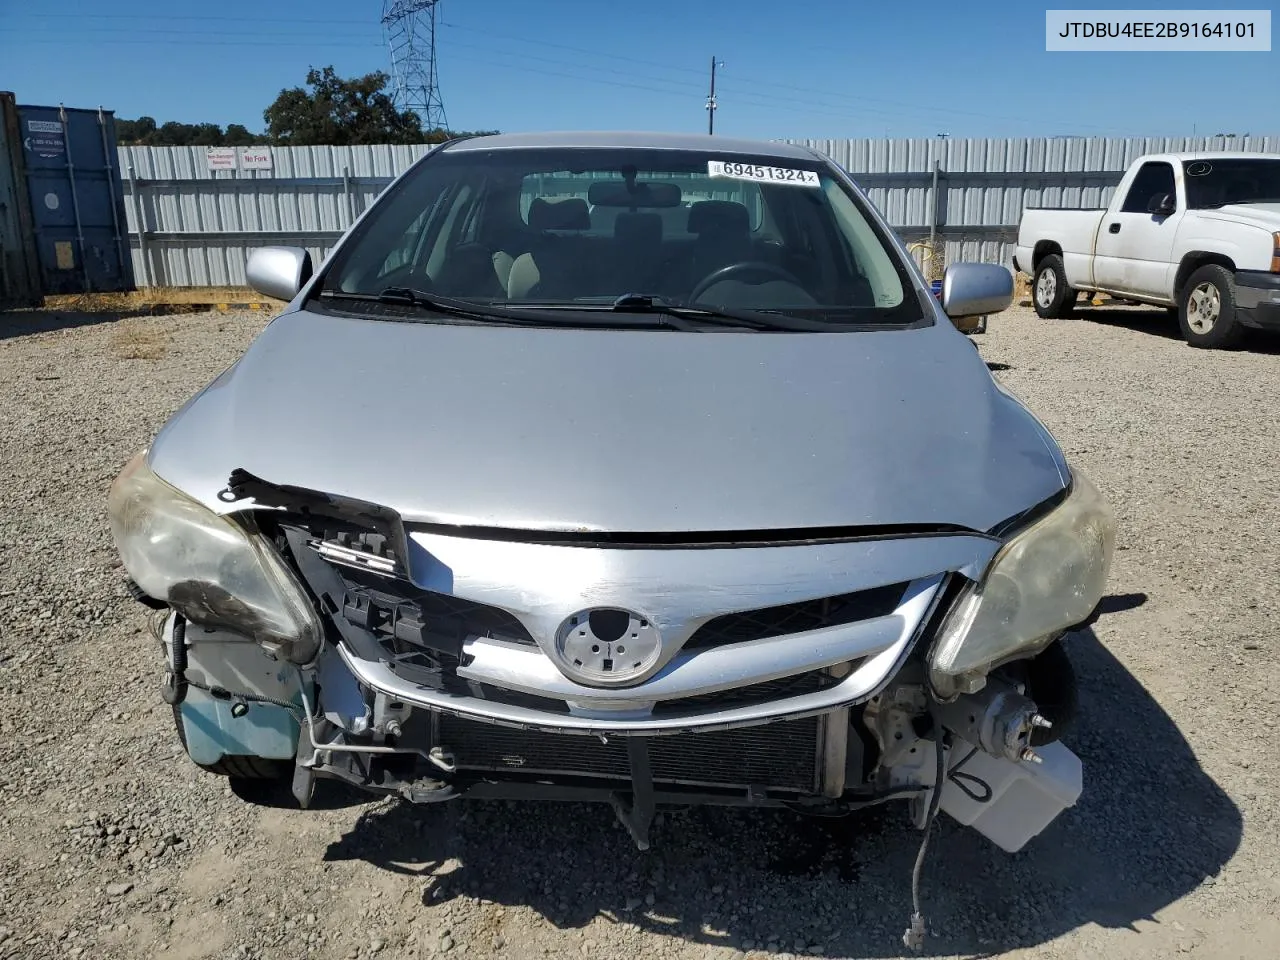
[1032,255,1078,319]
[1179,265,1245,349]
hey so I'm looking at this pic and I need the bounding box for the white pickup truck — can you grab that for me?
[1014,152,1280,348]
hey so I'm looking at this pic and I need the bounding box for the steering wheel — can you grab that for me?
[689,261,806,303]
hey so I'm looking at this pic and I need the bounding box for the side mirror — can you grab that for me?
[940,262,1013,320]
[1147,193,1176,216]
[246,246,313,302]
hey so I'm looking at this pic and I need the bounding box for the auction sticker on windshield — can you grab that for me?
[708,161,820,186]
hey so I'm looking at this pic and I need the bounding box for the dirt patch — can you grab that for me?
[108,318,174,360]
[0,305,1276,960]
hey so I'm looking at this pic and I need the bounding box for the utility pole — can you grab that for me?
[706,56,722,135]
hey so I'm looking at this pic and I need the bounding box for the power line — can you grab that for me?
[14,37,384,49]
[7,12,374,25]
[9,16,1136,134]
[14,24,383,40]
[2,10,1157,133]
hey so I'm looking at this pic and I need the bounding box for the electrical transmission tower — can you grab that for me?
[381,0,449,132]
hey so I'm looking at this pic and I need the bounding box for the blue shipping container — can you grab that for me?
[16,103,135,294]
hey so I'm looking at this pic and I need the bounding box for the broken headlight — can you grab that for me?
[928,466,1115,699]
[107,451,321,663]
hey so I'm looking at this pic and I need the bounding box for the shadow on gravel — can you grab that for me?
[985,361,1012,372]
[0,309,135,341]
[1076,307,1280,353]
[1096,592,1148,615]
[323,627,1240,958]
[230,777,371,812]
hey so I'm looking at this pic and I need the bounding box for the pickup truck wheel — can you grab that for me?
[1032,255,1077,319]
[1179,265,1245,349]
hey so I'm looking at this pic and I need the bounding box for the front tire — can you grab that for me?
[1178,265,1244,349]
[1032,255,1078,319]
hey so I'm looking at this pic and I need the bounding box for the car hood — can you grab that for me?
[149,308,1068,534]
[1198,202,1280,230]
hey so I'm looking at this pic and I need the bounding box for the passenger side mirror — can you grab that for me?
[1148,193,1176,216]
[940,262,1013,320]
[246,246,313,302]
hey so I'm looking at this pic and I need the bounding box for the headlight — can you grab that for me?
[108,451,321,663]
[928,466,1115,698]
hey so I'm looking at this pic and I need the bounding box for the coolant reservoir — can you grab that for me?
[939,739,1083,852]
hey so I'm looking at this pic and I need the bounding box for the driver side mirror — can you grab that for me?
[246,246,313,302]
[1147,193,1176,216]
[940,262,1013,320]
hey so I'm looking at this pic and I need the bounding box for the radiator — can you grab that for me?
[436,714,821,793]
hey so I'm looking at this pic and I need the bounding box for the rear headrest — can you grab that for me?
[614,212,663,246]
[529,197,590,231]
[687,200,750,236]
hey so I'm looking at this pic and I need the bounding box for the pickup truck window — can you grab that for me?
[1184,158,1280,209]
[1120,162,1176,214]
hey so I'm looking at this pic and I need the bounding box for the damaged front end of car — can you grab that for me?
[108,449,1114,863]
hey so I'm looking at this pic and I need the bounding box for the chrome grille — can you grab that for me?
[683,581,908,649]
[652,670,838,714]
[437,715,821,792]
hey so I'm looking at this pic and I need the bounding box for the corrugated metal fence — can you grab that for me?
[119,135,1280,287]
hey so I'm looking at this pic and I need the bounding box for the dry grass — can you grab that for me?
[44,287,284,314]
[108,318,173,360]
[1015,272,1032,306]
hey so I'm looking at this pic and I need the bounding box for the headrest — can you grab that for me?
[687,200,750,236]
[529,197,590,231]
[614,212,663,245]
[588,180,682,208]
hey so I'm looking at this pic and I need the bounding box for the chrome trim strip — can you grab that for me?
[454,576,940,706]
[310,539,401,577]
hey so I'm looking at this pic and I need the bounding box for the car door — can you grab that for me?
[1091,160,1182,300]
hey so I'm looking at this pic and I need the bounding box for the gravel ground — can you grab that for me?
[0,303,1278,960]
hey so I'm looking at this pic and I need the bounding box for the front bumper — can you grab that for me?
[1236,270,1280,330]
[311,530,1000,736]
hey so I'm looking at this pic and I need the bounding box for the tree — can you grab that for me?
[263,66,424,146]
[222,123,260,146]
[113,66,497,147]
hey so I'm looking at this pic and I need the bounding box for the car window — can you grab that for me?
[317,146,923,328]
[1183,158,1280,208]
[1120,161,1177,213]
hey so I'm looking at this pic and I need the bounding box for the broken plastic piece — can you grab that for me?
[902,912,926,951]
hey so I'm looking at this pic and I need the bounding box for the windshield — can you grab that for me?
[315,145,922,328]
[1183,158,1280,208]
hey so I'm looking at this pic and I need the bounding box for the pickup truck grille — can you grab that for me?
[437,715,821,792]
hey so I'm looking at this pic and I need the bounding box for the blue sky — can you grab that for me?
[1,1,1274,139]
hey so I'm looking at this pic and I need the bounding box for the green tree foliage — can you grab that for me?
[115,116,271,147]
[115,66,497,146]
[264,66,421,145]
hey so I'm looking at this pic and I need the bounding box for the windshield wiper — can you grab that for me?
[318,287,684,328]
[608,293,836,331]
[317,286,537,324]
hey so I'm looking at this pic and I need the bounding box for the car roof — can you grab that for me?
[1135,151,1280,163]
[442,130,823,161]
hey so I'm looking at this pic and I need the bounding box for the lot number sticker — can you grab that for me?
[708,161,820,187]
